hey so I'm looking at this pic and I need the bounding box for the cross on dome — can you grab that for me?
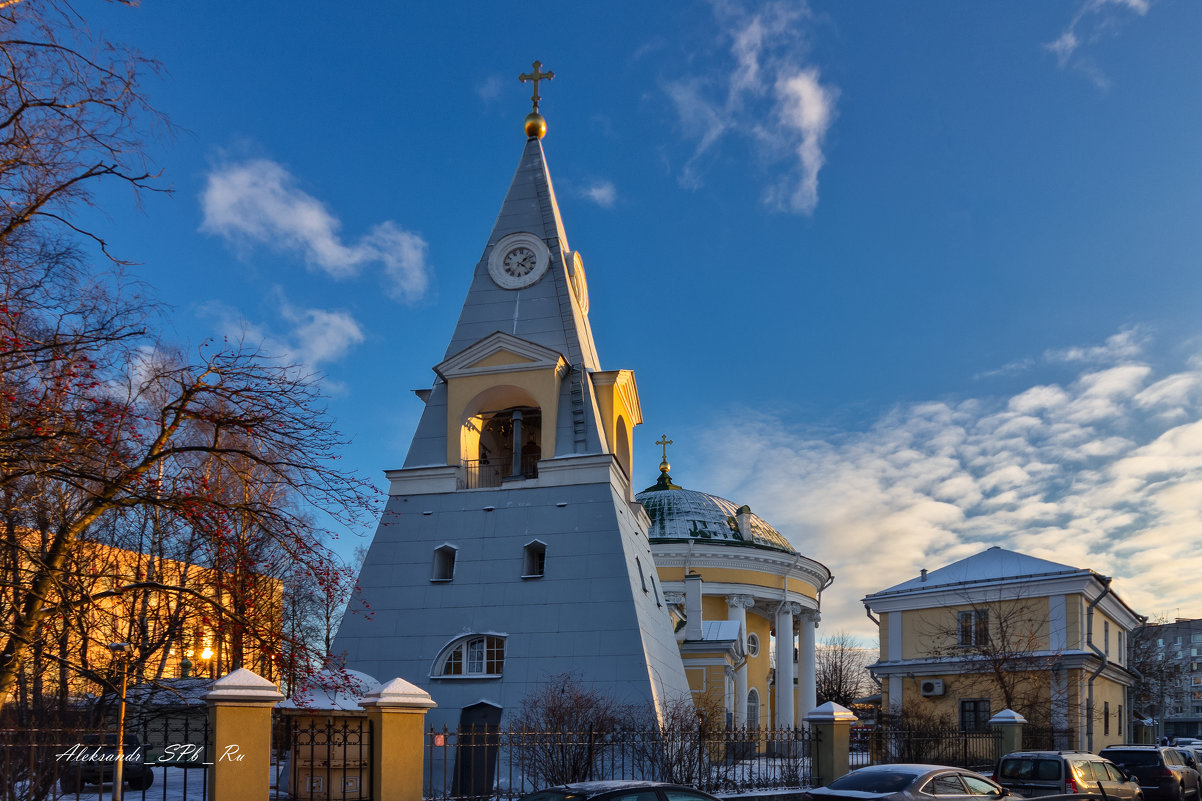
[656,434,673,474]
[519,60,554,113]
[519,60,555,139]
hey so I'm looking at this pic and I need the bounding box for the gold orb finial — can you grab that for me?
[519,60,554,139]
[524,111,547,139]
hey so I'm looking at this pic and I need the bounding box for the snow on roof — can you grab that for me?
[123,678,213,708]
[871,546,1089,597]
[279,668,381,711]
[700,620,742,642]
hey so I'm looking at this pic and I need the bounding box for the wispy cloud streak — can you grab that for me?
[684,329,1202,636]
[201,158,430,302]
[663,1,837,214]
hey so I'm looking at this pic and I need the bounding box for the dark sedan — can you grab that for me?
[518,781,721,801]
[1099,746,1201,801]
[803,764,1014,801]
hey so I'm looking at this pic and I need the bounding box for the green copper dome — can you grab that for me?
[636,472,798,555]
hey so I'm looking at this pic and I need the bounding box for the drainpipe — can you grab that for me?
[865,604,883,690]
[1086,576,1113,752]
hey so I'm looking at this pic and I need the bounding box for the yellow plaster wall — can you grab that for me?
[1066,596,1082,650]
[1093,676,1128,749]
[898,597,1052,660]
[879,612,889,660]
[656,566,820,599]
[747,614,772,713]
[444,369,561,465]
[470,350,535,368]
[702,596,729,623]
[686,667,705,693]
[896,672,1054,725]
[1090,608,1124,663]
[592,370,639,475]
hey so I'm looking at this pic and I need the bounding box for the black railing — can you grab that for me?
[424,724,818,800]
[853,726,1001,771]
[4,714,210,801]
[462,456,539,489]
[1022,724,1078,751]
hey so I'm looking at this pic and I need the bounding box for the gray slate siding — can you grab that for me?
[332,480,689,728]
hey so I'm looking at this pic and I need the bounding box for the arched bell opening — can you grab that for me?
[614,415,632,480]
[460,386,543,488]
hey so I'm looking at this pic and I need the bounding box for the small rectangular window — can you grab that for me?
[1118,704,1123,735]
[1104,701,1110,736]
[959,699,991,731]
[432,545,456,581]
[958,610,989,647]
[1104,621,1110,655]
[522,541,546,578]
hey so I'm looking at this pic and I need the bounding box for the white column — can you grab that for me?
[775,602,800,729]
[684,573,703,641]
[727,595,755,727]
[798,610,818,723]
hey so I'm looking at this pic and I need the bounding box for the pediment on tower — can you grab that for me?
[435,331,568,381]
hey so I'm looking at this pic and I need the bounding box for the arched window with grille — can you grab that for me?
[747,688,761,728]
[433,634,506,678]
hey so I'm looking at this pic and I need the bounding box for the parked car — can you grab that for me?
[1099,745,1200,801]
[994,750,1143,800]
[1172,748,1202,775]
[801,764,1013,801]
[58,732,154,794]
[518,781,722,801]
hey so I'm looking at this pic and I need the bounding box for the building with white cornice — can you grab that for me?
[638,458,833,731]
[863,546,1140,751]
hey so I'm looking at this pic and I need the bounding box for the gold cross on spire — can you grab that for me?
[656,434,673,463]
[519,60,555,113]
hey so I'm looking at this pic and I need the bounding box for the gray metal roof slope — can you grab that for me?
[404,136,608,467]
[871,545,1087,597]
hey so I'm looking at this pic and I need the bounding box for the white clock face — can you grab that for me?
[487,233,550,289]
[503,247,537,277]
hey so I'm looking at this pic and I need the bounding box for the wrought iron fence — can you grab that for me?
[2,714,210,801]
[852,726,1001,771]
[272,712,372,801]
[424,724,818,801]
[1022,725,1078,751]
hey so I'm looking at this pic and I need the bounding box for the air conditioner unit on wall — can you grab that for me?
[920,679,945,696]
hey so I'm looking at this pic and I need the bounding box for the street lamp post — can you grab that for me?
[108,642,133,801]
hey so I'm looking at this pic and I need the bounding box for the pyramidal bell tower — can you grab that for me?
[332,63,691,729]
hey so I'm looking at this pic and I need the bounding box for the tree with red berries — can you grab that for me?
[0,1,374,711]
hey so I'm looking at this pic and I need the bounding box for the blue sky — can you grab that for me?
[85,1,1202,640]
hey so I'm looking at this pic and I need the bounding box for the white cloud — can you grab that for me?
[476,75,505,104]
[1045,327,1146,363]
[766,69,837,214]
[200,293,364,376]
[682,329,1202,639]
[581,180,618,209]
[663,1,836,215]
[277,299,366,368]
[1045,0,1151,87]
[201,158,430,302]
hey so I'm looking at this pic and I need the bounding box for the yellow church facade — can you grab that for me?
[638,457,833,730]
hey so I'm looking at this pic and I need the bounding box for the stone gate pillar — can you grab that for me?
[204,668,284,801]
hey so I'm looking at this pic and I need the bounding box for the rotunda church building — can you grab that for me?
[638,456,833,730]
